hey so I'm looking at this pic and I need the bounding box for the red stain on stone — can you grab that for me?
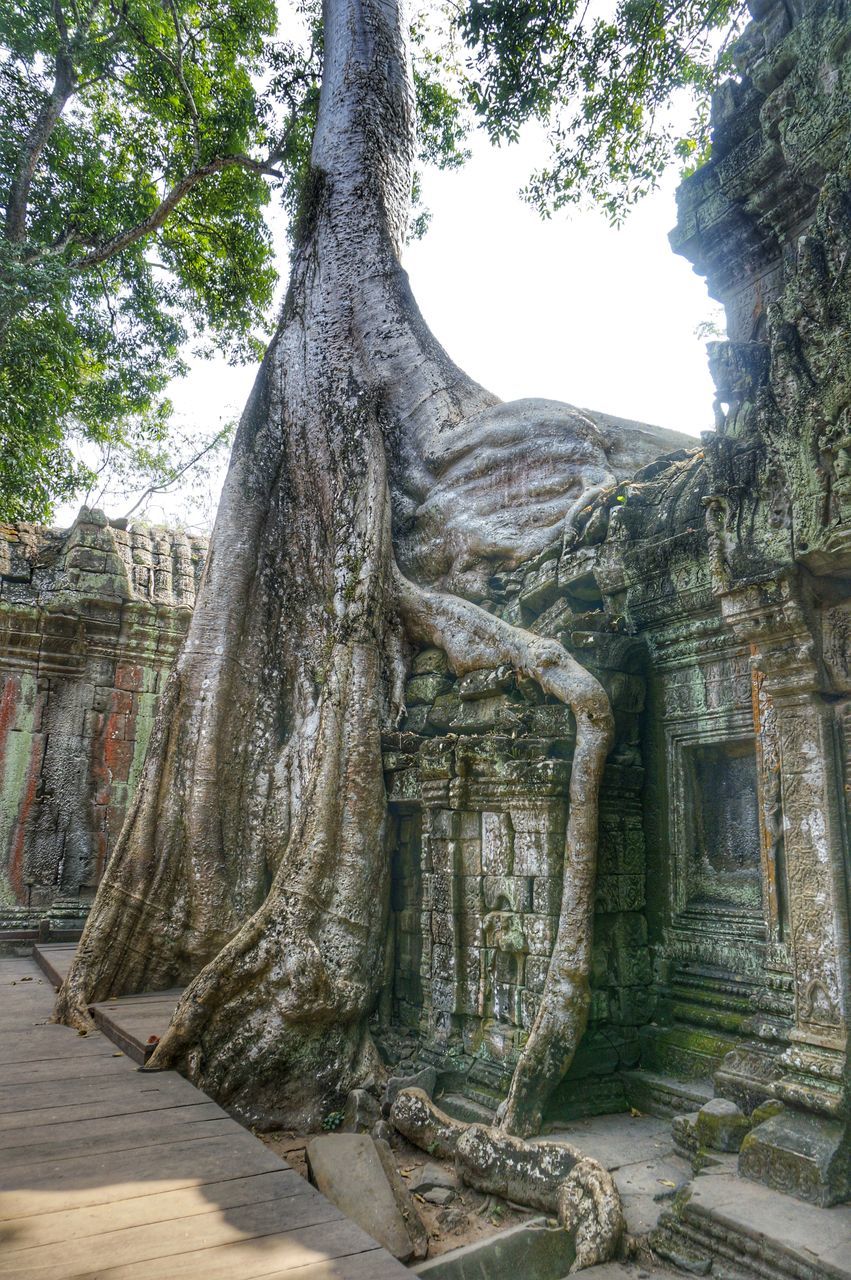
[89,704,136,878]
[0,676,19,764]
[104,726,133,776]
[8,741,41,902]
[115,663,144,692]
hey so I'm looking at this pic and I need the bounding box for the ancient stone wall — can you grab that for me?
[619,0,850,1202]
[0,509,205,932]
[380,541,652,1119]
[0,0,847,1210]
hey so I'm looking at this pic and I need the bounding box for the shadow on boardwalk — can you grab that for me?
[0,953,407,1280]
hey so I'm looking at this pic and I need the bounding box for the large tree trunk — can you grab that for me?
[55,0,614,1134]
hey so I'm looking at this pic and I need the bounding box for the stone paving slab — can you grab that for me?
[679,1171,851,1277]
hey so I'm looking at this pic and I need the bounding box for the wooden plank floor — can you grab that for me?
[0,952,409,1280]
[33,945,178,1064]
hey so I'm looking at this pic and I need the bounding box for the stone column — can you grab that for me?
[722,576,850,1204]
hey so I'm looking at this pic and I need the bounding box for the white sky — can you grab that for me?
[57,103,722,530]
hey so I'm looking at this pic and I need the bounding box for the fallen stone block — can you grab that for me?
[306,1132,425,1260]
[423,1186,456,1205]
[372,1118,397,1145]
[439,1092,497,1125]
[342,1087,380,1133]
[412,1217,576,1279]
[374,1136,429,1259]
[412,1162,459,1195]
[738,1109,850,1207]
[384,1065,438,1116]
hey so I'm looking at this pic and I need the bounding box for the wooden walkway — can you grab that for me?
[34,944,180,1064]
[0,951,408,1280]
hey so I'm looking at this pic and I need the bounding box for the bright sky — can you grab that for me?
[58,103,722,530]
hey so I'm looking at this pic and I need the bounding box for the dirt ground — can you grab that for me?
[259,1128,537,1258]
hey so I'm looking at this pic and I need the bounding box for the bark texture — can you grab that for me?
[56,0,615,1133]
[390,1088,625,1271]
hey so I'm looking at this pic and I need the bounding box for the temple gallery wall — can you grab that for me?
[1,0,849,1210]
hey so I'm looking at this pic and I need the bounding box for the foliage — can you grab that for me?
[2,0,748,522]
[0,0,473,521]
[458,0,749,222]
[1,0,278,522]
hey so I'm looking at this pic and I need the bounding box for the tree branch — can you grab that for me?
[4,1,76,243]
[71,154,283,271]
[122,426,231,520]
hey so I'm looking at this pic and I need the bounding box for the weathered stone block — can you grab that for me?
[342,1087,381,1133]
[518,556,560,613]
[450,695,526,734]
[611,945,652,987]
[739,1110,850,1207]
[430,870,456,912]
[696,1098,750,1153]
[458,838,481,875]
[525,955,549,992]
[482,874,532,912]
[481,810,514,874]
[428,691,462,732]
[513,830,561,877]
[526,703,575,739]
[523,914,558,955]
[459,911,483,946]
[595,873,645,912]
[457,665,513,701]
[429,838,454,874]
[459,810,480,839]
[307,1133,425,1261]
[427,808,457,839]
[385,1066,437,1113]
[399,706,427,737]
[431,911,457,948]
[532,875,563,915]
[412,646,449,675]
[412,1218,575,1279]
[520,987,541,1028]
[509,802,566,835]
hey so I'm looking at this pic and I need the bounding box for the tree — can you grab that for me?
[0,0,473,523]
[55,0,745,1137]
[0,0,282,522]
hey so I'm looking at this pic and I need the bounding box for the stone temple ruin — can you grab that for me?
[1,0,850,1254]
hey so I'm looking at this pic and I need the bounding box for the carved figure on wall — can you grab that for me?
[480,906,528,1028]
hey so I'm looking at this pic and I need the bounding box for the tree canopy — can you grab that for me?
[1,0,747,524]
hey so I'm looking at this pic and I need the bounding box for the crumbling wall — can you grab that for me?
[591,0,850,1203]
[0,509,205,931]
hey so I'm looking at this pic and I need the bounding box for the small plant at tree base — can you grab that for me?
[321,1110,344,1132]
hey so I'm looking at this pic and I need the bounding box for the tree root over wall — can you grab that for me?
[395,568,614,1137]
[391,1087,625,1272]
